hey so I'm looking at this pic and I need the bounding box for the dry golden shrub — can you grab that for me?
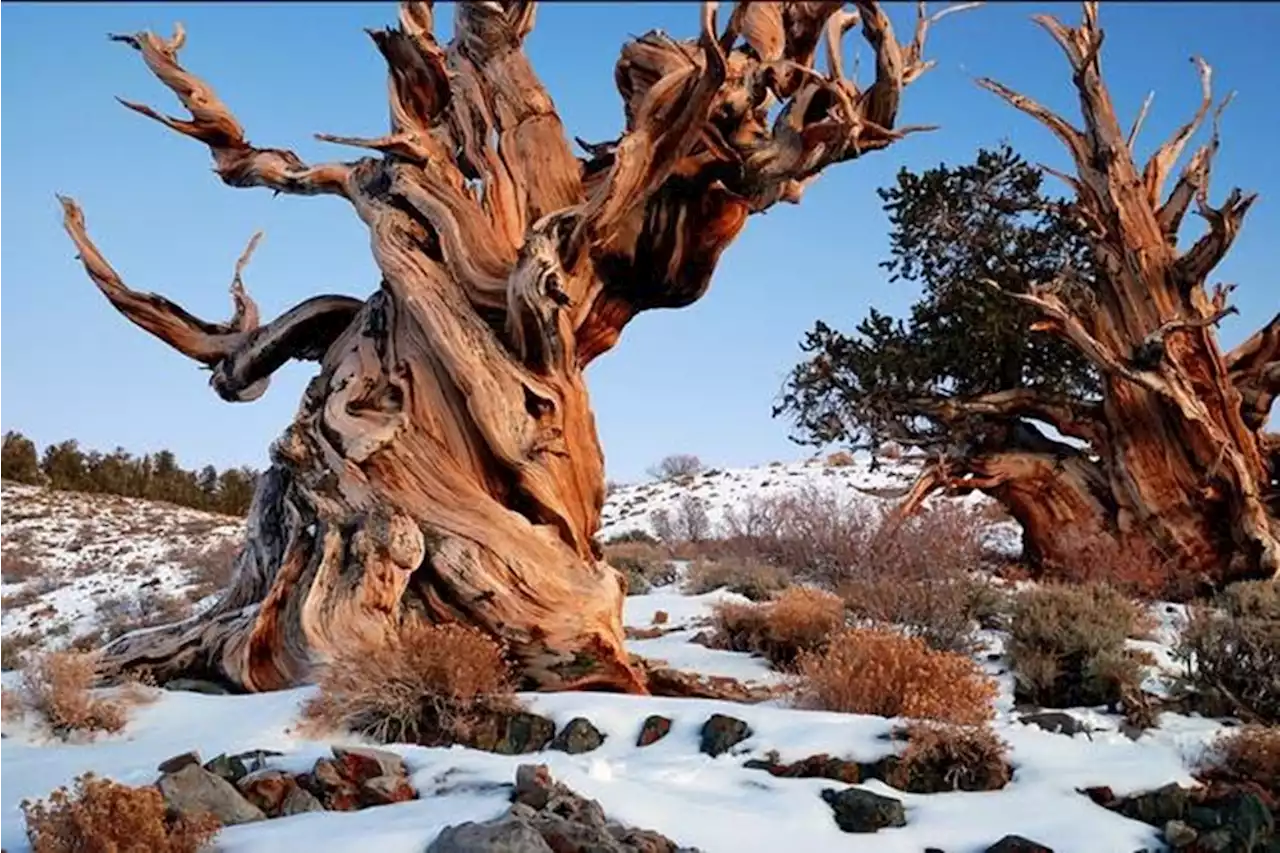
[1008,583,1146,708]
[886,723,1012,793]
[795,627,997,725]
[22,772,219,853]
[1194,725,1280,800]
[303,621,518,745]
[20,652,127,737]
[712,587,845,670]
[684,557,791,601]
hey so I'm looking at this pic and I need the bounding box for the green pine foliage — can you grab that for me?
[1,431,257,516]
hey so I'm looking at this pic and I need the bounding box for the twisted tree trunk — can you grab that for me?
[65,1,968,691]
[891,3,1278,593]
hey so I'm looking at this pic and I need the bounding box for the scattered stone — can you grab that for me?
[1163,819,1198,848]
[237,770,297,817]
[157,751,201,774]
[1079,786,1115,807]
[203,752,250,785]
[301,757,362,811]
[233,748,284,773]
[360,774,418,806]
[332,745,408,784]
[1115,783,1190,825]
[1018,712,1089,736]
[640,665,777,703]
[157,764,266,826]
[476,711,557,755]
[699,714,751,757]
[428,817,555,853]
[743,753,860,784]
[433,765,699,852]
[652,611,669,625]
[279,784,325,816]
[820,787,907,833]
[983,836,1054,853]
[551,718,605,755]
[637,715,672,747]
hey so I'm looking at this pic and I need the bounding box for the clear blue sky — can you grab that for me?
[3,2,1277,483]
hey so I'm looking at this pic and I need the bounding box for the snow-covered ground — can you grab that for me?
[0,463,1227,852]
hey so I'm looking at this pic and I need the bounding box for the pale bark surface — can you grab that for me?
[888,4,1278,592]
[66,1,970,692]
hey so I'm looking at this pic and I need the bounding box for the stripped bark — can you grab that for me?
[65,1,969,691]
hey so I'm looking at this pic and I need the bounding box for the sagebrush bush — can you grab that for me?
[684,557,790,601]
[794,627,997,725]
[712,587,845,670]
[886,723,1012,793]
[20,652,127,737]
[22,772,220,853]
[1008,583,1146,708]
[1177,581,1279,723]
[1194,725,1280,799]
[604,541,676,595]
[303,621,518,745]
[718,487,876,582]
[2,629,44,671]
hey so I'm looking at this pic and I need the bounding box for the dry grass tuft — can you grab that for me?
[19,652,128,737]
[22,772,220,853]
[684,557,790,601]
[886,723,1012,793]
[1008,583,1146,708]
[794,627,997,725]
[303,621,518,746]
[712,587,845,670]
[1177,581,1280,724]
[2,629,45,671]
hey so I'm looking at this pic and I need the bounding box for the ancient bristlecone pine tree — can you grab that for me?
[786,4,1277,593]
[62,1,971,692]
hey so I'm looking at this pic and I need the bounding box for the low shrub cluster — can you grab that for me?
[1177,581,1279,723]
[886,723,1012,793]
[1194,725,1280,800]
[794,627,998,725]
[684,557,790,601]
[303,621,519,746]
[603,541,675,595]
[22,772,220,853]
[1007,583,1147,708]
[19,652,128,737]
[711,587,845,670]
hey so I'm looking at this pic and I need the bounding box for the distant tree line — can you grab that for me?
[1,430,257,516]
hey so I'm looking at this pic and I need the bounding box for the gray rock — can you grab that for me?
[551,718,605,755]
[636,715,672,747]
[699,714,751,757]
[1163,819,1198,848]
[203,752,250,785]
[279,784,325,816]
[427,816,554,853]
[332,745,408,782]
[820,787,907,833]
[157,750,201,774]
[983,836,1054,853]
[1018,712,1088,736]
[157,764,266,826]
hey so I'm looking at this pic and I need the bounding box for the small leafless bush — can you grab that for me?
[719,487,878,581]
[2,629,44,671]
[1008,583,1146,708]
[2,548,44,583]
[22,772,220,853]
[825,451,855,467]
[647,454,703,481]
[166,539,239,600]
[2,586,43,610]
[303,621,519,746]
[98,590,193,642]
[684,557,790,601]
[1176,581,1279,723]
[886,723,1012,793]
[670,495,711,543]
[711,587,845,670]
[19,652,127,737]
[795,627,998,725]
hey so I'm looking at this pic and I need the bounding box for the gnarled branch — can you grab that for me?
[60,196,364,402]
[110,26,361,198]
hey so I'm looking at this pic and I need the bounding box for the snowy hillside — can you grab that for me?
[0,463,1259,853]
